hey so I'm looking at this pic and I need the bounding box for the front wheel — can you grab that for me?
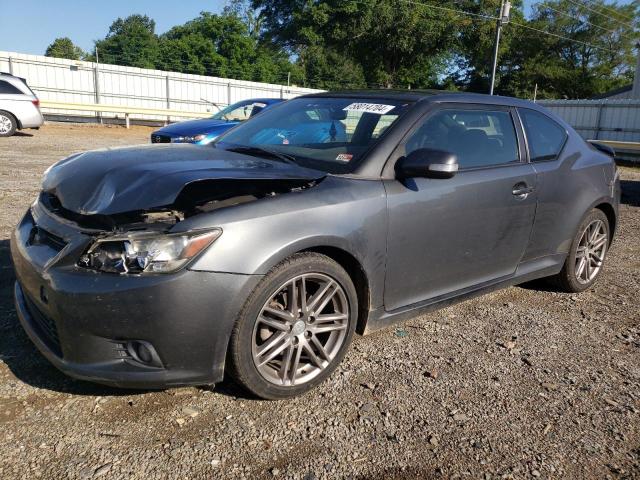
[549,209,610,293]
[227,252,357,399]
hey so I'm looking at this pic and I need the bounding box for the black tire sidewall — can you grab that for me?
[0,111,17,137]
[562,209,610,292]
[229,253,358,400]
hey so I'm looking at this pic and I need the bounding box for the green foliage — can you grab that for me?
[45,37,85,60]
[158,11,295,82]
[301,45,367,90]
[452,0,526,93]
[87,11,296,84]
[51,1,639,98]
[94,15,159,69]
[254,0,458,89]
[255,0,638,97]
[500,0,639,99]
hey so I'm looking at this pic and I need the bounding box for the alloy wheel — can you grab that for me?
[575,219,608,284]
[0,114,12,134]
[252,273,350,386]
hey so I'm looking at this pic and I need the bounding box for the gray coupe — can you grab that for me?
[11,91,620,399]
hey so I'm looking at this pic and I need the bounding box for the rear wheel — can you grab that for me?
[549,209,610,293]
[0,111,17,137]
[228,253,357,399]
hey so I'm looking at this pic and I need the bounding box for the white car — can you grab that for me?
[0,72,44,137]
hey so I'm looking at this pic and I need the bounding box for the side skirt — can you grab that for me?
[362,254,565,334]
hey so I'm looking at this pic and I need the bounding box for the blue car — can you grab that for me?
[151,98,284,145]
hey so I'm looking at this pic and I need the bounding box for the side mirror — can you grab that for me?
[330,109,348,120]
[396,148,459,179]
[250,106,264,117]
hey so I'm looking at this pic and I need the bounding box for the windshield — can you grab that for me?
[211,100,269,122]
[216,97,413,173]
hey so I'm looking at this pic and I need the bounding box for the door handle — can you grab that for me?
[512,183,534,197]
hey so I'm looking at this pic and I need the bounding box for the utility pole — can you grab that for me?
[489,0,511,95]
[632,42,640,99]
[94,47,102,124]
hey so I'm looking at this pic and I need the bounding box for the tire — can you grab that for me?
[227,252,358,399]
[0,111,17,137]
[548,209,610,293]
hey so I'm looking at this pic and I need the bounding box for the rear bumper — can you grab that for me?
[19,104,44,129]
[11,207,261,389]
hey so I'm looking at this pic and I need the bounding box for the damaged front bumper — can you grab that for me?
[10,204,261,388]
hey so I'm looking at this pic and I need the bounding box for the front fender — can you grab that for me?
[184,176,388,307]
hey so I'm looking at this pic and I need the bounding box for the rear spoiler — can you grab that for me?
[588,140,615,159]
[0,71,28,84]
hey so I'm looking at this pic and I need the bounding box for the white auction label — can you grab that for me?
[343,103,395,115]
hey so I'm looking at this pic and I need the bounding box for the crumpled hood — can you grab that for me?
[42,144,325,215]
[153,118,235,137]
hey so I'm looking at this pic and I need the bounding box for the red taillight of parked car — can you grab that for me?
[32,99,40,108]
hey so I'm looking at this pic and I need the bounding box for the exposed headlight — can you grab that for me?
[78,229,222,274]
[171,134,207,143]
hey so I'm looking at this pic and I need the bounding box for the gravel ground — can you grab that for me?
[0,124,639,480]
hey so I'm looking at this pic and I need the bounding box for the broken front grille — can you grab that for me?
[28,225,67,252]
[151,134,171,143]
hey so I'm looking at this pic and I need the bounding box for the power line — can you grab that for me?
[87,0,503,90]
[509,20,619,53]
[534,2,636,42]
[563,0,636,30]
[581,0,636,24]
[87,0,629,91]
[399,0,498,21]
[403,0,621,53]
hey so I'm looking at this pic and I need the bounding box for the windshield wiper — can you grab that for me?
[225,146,297,165]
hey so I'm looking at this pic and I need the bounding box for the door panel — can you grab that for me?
[383,164,537,311]
[383,105,539,311]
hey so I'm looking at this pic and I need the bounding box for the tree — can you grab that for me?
[157,11,298,83]
[78,1,637,97]
[224,0,264,39]
[252,0,459,89]
[45,37,85,60]
[301,45,367,90]
[449,0,526,94]
[499,0,639,99]
[94,15,160,69]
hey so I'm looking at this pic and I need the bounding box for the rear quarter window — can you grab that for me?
[0,80,24,95]
[519,109,568,162]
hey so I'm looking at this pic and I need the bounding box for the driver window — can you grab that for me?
[405,109,520,169]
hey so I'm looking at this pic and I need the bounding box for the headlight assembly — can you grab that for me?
[78,229,222,274]
[171,134,207,143]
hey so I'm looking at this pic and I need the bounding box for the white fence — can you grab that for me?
[3,50,638,144]
[0,51,321,123]
[539,99,640,143]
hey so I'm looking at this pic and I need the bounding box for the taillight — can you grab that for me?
[32,99,40,108]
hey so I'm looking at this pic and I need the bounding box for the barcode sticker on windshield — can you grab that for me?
[335,153,353,162]
[343,103,395,115]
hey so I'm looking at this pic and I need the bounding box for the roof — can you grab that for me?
[591,84,632,100]
[304,89,448,102]
[240,98,283,104]
[302,89,540,108]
